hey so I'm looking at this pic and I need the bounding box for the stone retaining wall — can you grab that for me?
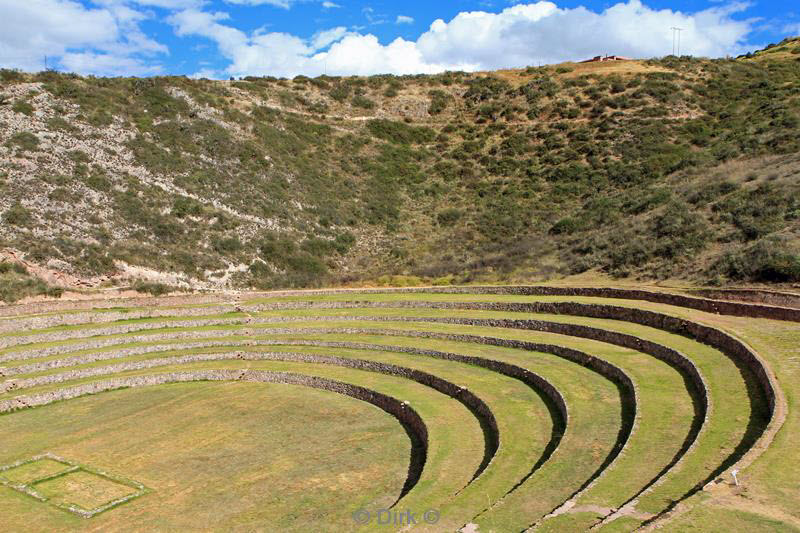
[692,288,800,309]
[4,283,800,330]
[0,305,237,334]
[0,317,245,350]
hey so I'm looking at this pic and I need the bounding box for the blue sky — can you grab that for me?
[1,0,798,77]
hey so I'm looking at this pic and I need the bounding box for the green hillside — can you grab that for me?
[1,37,799,298]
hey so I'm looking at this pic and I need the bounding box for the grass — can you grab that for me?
[0,381,412,531]
[35,471,138,510]
[0,458,69,484]
[0,286,795,530]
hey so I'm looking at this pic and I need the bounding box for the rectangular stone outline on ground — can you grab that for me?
[0,453,150,518]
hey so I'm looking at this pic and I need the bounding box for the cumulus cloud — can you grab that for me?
[396,15,414,25]
[168,7,466,77]
[169,0,755,78]
[0,0,169,72]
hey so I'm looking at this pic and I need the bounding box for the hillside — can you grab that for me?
[1,37,799,300]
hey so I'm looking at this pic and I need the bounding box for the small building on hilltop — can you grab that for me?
[581,55,632,63]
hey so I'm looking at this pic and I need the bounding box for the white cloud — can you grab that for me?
[170,1,755,78]
[362,6,386,25]
[190,67,222,79]
[396,15,414,25]
[311,27,350,49]
[60,51,162,76]
[0,0,169,73]
[321,1,340,8]
[122,0,203,7]
[223,0,293,8]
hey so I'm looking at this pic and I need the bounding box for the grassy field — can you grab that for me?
[0,285,797,531]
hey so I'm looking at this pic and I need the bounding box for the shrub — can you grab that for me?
[334,232,356,253]
[301,237,337,257]
[367,119,435,144]
[650,200,709,259]
[436,208,463,226]
[464,76,512,103]
[608,236,653,274]
[351,95,376,109]
[383,80,402,97]
[12,100,33,116]
[46,116,78,132]
[0,69,24,83]
[712,238,800,282]
[329,83,350,102]
[0,267,63,303]
[6,131,39,151]
[76,244,115,275]
[0,262,27,275]
[550,217,581,235]
[84,170,112,192]
[131,280,172,296]
[3,203,33,226]
[258,232,297,264]
[212,236,243,254]
[428,90,450,115]
[172,196,203,218]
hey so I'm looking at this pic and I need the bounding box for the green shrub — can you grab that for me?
[383,80,402,97]
[351,95,376,109]
[12,100,33,116]
[0,268,63,303]
[46,116,77,132]
[436,208,463,226]
[329,83,350,102]
[0,69,24,83]
[77,244,116,275]
[650,200,709,259]
[3,203,33,226]
[131,280,173,296]
[550,217,581,235]
[301,237,337,257]
[428,89,450,115]
[258,232,297,263]
[464,76,512,102]
[172,196,203,218]
[0,262,27,275]
[212,236,243,254]
[82,168,111,192]
[6,131,39,151]
[712,238,800,282]
[334,231,356,253]
[608,235,652,274]
[366,119,435,144]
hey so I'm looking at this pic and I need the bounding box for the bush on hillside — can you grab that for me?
[3,203,33,227]
[712,237,800,282]
[428,89,450,115]
[6,131,39,151]
[367,119,435,144]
